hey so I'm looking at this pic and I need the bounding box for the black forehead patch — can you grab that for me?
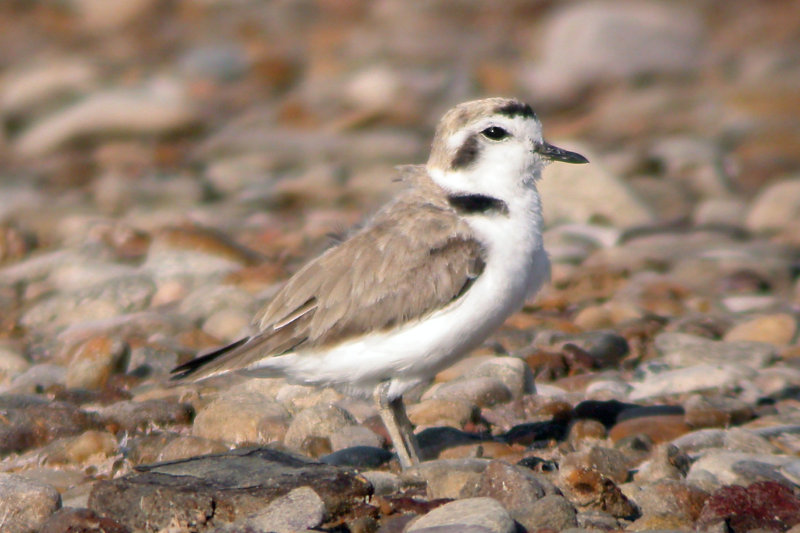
[496,101,536,119]
[450,133,480,170]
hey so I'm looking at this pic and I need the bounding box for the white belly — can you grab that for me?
[248,205,549,399]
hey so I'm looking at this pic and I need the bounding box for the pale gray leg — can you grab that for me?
[374,382,421,469]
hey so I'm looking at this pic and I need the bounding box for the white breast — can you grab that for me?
[250,188,549,399]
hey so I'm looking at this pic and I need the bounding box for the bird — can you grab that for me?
[171,97,588,469]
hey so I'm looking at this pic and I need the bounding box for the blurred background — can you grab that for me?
[0,0,799,342]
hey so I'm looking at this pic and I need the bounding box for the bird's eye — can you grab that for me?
[480,126,510,141]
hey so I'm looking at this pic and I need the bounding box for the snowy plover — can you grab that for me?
[172,97,588,468]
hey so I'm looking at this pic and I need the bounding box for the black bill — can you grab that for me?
[537,142,589,164]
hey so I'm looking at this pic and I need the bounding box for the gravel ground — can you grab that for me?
[1,1,800,532]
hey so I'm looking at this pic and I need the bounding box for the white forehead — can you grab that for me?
[445,113,543,152]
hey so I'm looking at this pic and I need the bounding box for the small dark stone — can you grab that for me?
[416,427,485,459]
[320,446,393,468]
[502,420,568,446]
[572,399,639,428]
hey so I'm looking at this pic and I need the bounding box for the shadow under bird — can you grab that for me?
[171,97,588,468]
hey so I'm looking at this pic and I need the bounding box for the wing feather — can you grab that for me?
[171,179,486,381]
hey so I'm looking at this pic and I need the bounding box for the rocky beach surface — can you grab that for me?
[1,1,800,532]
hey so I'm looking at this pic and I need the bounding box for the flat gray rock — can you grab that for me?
[88,446,371,532]
[406,497,516,533]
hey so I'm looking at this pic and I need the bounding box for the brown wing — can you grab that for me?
[171,190,485,381]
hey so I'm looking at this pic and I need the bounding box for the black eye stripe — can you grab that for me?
[481,126,510,141]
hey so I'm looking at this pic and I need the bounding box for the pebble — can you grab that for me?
[629,363,756,400]
[283,403,358,451]
[425,376,512,408]
[88,447,371,531]
[406,497,516,533]
[526,0,703,97]
[219,486,327,533]
[1,3,799,531]
[64,335,126,390]
[653,332,777,369]
[403,458,490,500]
[14,80,196,158]
[517,494,579,531]
[192,392,289,445]
[723,313,797,345]
[746,177,800,233]
[697,481,800,531]
[0,473,62,533]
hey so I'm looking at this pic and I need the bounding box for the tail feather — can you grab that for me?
[170,337,250,380]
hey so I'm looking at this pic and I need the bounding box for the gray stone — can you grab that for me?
[284,403,357,450]
[630,363,756,400]
[402,458,490,500]
[525,0,703,97]
[654,332,776,369]
[406,498,515,533]
[216,486,326,533]
[192,392,289,445]
[329,424,384,451]
[426,377,512,408]
[463,356,535,398]
[20,274,156,330]
[1,363,66,394]
[516,494,579,531]
[0,473,62,533]
[0,395,100,454]
[88,447,371,532]
[14,81,197,158]
[98,400,194,433]
[359,470,401,496]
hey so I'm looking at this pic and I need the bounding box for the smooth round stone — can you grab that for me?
[462,460,551,508]
[688,451,792,487]
[359,470,402,496]
[426,377,512,408]
[653,332,777,369]
[585,379,632,401]
[329,425,384,451]
[319,446,393,469]
[683,395,754,429]
[633,444,690,483]
[202,307,251,343]
[64,335,126,390]
[696,481,800,532]
[629,363,756,400]
[192,392,289,445]
[406,497,515,533]
[610,414,690,444]
[560,446,629,485]
[156,436,228,462]
[232,486,326,533]
[283,404,357,451]
[0,473,61,533]
[57,430,118,464]
[746,177,800,233]
[0,346,30,385]
[723,313,797,345]
[463,356,535,398]
[407,398,476,429]
[693,197,747,227]
[402,458,490,500]
[516,495,578,531]
[567,419,607,445]
[177,284,257,323]
[671,428,726,453]
[573,305,615,330]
